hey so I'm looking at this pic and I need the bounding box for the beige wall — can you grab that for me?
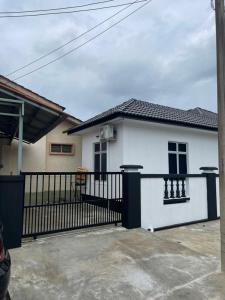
[0,119,81,175]
[46,120,81,172]
[0,136,46,175]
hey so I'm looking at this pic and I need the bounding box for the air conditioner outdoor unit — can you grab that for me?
[99,125,116,141]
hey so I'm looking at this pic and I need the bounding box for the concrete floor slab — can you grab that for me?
[9,221,225,299]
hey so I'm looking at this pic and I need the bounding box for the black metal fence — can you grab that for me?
[21,172,123,238]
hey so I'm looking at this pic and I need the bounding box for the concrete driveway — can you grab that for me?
[9,221,225,299]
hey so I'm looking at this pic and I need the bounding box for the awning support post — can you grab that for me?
[17,103,24,175]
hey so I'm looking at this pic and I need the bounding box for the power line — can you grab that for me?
[0,0,117,14]
[12,0,152,81]
[6,0,147,76]
[0,0,147,18]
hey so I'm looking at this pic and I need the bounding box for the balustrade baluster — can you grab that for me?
[164,178,169,199]
[170,179,174,198]
[181,179,186,197]
[176,179,180,198]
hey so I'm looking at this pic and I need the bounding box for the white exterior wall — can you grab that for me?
[122,119,218,229]
[81,122,124,171]
[122,119,218,173]
[79,118,219,229]
[141,177,208,230]
[80,118,218,173]
[80,122,124,198]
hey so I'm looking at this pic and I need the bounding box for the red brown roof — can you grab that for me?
[0,75,65,113]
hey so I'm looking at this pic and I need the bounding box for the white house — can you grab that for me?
[67,98,218,174]
[67,98,219,230]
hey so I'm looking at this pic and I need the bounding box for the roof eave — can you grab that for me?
[67,112,218,134]
[31,113,67,143]
[122,113,218,132]
[67,112,122,134]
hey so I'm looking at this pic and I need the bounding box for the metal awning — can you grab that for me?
[0,97,66,144]
[0,90,66,144]
[0,76,67,174]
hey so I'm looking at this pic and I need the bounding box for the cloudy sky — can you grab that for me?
[0,0,216,120]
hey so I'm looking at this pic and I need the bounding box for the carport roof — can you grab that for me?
[0,75,69,143]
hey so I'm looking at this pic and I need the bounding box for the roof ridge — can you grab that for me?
[194,106,212,112]
[195,107,217,114]
[121,98,138,112]
[134,99,190,114]
[135,100,217,119]
[187,107,217,119]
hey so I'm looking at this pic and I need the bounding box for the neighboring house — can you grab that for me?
[0,115,82,175]
[0,75,82,175]
[67,98,218,174]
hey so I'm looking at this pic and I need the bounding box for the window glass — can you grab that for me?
[62,144,72,153]
[168,142,176,151]
[101,142,107,151]
[51,144,73,154]
[94,142,107,180]
[178,143,186,152]
[101,153,107,172]
[169,153,177,174]
[101,153,107,181]
[168,142,188,174]
[94,143,100,152]
[51,144,61,153]
[179,154,187,174]
[94,153,100,180]
[94,154,100,172]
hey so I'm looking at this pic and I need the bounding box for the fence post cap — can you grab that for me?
[120,165,143,172]
[200,167,218,174]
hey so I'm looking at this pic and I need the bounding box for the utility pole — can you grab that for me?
[215,0,225,271]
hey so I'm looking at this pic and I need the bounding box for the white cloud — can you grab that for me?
[0,0,218,120]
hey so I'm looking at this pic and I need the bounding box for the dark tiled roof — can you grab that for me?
[67,99,218,134]
[186,107,217,119]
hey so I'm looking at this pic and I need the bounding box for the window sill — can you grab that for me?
[49,153,75,156]
[164,197,190,205]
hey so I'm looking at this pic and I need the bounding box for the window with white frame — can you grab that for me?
[94,142,107,180]
[168,142,188,174]
[50,143,74,155]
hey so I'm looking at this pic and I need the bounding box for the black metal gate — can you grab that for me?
[21,172,123,238]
